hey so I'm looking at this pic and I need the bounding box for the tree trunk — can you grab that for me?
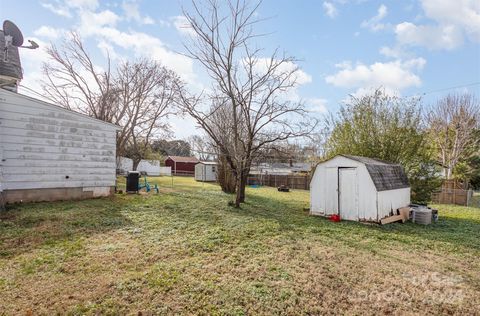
[234,172,242,207]
[217,157,236,193]
[239,169,249,203]
[132,159,140,171]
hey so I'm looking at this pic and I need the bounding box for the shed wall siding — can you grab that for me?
[377,188,411,219]
[176,162,196,173]
[0,90,118,192]
[195,164,217,182]
[195,164,203,181]
[310,156,379,221]
[165,158,175,172]
[165,159,196,174]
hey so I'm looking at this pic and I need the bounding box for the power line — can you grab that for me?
[408,81,480,98]
[18,84,57,104]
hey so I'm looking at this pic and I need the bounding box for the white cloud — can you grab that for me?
[122,1,155,25]
[97,40,121,60]
[78,9,120,35]
[68,0,98,10]
[325,58,426,92]
[171,16,196,36]
[17,38,51,99]
[40,0,99,17]
[361,4,388,31]
[19,36,107,104]
[71,7,196,79]
[346,86,400,100]
[34,26,65,39]
[334,60,352,69]
[379,45,412,59]
[323,2,338,19]
[395,22,464,50]
[308,98,328,113]
[169,115,198,139]
[243,58,313,104]
[40,2,72,18]
[143,16,155,25]
[422,0,480,42]
[250,58,312,86]
[402,57,427,69]
[35,0,197,85]
[106,29,193,79]
[158,19,171,28]
[394,0,480,50]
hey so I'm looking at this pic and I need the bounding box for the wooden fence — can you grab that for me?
[247,174,310,190]
[431,180,473,206]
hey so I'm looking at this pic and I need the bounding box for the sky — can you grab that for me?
[1,0,479,139]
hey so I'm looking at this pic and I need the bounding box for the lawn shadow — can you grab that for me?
[0,197,133,258]
[235,192,480,254]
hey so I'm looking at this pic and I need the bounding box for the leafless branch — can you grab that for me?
[178,0,317,206]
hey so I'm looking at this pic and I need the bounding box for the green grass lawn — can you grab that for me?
[1,177,479,315]
[470,191,480,208]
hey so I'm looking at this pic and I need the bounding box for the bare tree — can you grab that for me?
[42,32,117,122]
[188,135,215,161]
[115,59,182,169]
[42,33,182,169]
[303,131,328,162]
[179,0,316,207]
[427,93,480,179]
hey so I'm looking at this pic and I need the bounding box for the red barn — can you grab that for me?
[165,156,199,176]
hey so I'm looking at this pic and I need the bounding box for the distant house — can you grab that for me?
[310,155,410,222]
[195,161,217,182]
[117,157,171,176]
[0,88,120,204]
[250,162,314,176]
[165,156,199,176]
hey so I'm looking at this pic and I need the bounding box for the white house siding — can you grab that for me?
[377,187,411,219]
[0,89,119,202]
[117,157,171,176]
[137,160,161,176]
[158,166,172,176]
[117,157,134,173]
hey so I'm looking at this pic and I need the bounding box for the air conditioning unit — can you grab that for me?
[412,206,432,225]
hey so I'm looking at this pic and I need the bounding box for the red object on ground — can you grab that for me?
[330,214,341,222]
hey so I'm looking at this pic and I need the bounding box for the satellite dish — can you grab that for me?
[1,20,39,92]
[3,20,24,47]
[23,40,39,49]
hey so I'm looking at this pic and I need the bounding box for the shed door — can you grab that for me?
[325,167,338,214]
[339,167,357,220]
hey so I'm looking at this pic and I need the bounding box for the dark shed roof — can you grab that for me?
[341,155,410,191]
[166,156,199,163]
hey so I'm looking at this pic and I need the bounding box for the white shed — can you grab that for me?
[195,161,217,182]
[0,88,120,204]
[310,155,410,222]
